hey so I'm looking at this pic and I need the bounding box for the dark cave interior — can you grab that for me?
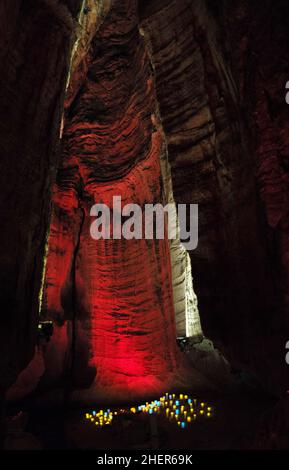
[1,0,289,452]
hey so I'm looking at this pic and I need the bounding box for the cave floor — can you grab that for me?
[14,392,275,451]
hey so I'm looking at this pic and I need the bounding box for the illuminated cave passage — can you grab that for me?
[41,0,206,402]
[2,0,289,452]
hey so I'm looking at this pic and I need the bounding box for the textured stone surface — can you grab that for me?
[0,0,82,392]
[140,0,288,392]
[3,0,289,404]
[43,0,210,402]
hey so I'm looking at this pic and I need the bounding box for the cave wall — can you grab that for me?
[0,0,82,394]
[140,0,289,391]
[43,0,197,402]
[2,0,289,403]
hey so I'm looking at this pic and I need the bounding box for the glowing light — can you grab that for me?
[84,394,215,430]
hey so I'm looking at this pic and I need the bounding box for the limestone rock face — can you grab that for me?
[0,0,82,393]
[43,0,209,402]
[41,0,289,398]
[3,0,289,402]
[140,0,288,392]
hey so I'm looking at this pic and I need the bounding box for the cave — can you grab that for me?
[1,0,289,458]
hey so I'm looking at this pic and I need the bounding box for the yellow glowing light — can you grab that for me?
[84,393,215,432]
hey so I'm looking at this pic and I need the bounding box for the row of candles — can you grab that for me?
[85,393,215,429]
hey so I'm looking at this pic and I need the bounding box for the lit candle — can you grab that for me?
[187,416,191,423]
[166,408,170,416]
[180,394,184,400]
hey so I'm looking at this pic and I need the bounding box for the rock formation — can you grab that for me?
[42,0,208,402]
[1,0,289,406]
[0,0,82,399]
